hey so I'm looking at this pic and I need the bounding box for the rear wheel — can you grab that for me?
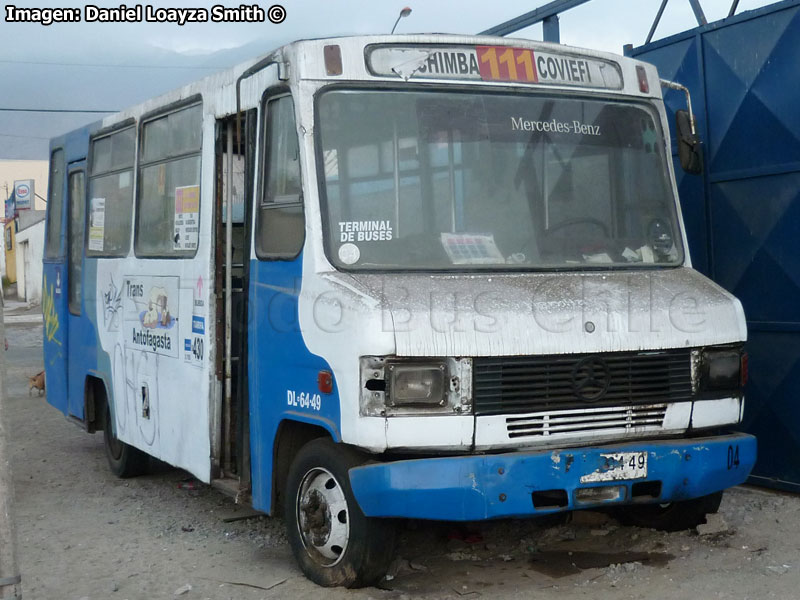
[103,403,148,478]
[285,438,395,587]
[616,491,723,531]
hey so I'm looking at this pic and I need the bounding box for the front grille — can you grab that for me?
[506,404,668,439]
[473,349,693,416]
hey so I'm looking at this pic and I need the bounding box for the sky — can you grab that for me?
[0,0,777,160]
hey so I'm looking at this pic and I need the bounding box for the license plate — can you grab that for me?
[579,451,648,484]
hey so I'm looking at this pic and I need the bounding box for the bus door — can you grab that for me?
[213,110,255,487]
[247,92,324,511]
[43,148,69,414]
[66,163,87,418]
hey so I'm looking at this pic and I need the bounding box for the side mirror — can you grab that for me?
[675,109,703,174]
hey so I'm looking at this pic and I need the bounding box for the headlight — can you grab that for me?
[360,356,472,416]
[388,362,447,406]
[693,347,745,393]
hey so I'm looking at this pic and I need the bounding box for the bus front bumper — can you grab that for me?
[348,433,756,521]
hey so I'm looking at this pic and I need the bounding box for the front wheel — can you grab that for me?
[103,403,148,478]
[284,438,395,587]
[615,491,723,532]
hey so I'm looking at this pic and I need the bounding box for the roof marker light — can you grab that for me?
[636,65,650,93]
[324,45,342,76]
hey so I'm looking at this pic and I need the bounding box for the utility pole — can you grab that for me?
[0,299,22,598]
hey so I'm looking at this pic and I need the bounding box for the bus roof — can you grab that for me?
[55,34,661,146]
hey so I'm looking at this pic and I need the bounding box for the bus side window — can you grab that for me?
[68,171,85,315]
[87,126,135,257]
[136,102,202,258]
[255,95,304,260]
[45,148,65,259]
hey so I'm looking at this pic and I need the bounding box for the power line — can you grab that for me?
[0,108,116,114]
[0,58,219,70]
[0,133,51,140]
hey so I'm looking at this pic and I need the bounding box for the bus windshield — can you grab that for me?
[317,88,683,271]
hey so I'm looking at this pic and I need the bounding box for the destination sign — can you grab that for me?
[367,45,623,90]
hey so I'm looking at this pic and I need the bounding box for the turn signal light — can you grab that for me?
[318,370,334,394]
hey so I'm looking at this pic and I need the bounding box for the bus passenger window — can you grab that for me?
[136,102,202,257]
[68,171,85,315]
[255,95,304,259]
[45,148,65,259]
[87,126,135,256]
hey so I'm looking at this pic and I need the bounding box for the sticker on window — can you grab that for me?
[88,197,105,252]
[441,233,505,265]
[338,242,360,265]
[338,220,393,243]
[174,185,200,251]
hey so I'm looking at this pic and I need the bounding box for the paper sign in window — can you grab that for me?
[174,185,200,251]
[441,232,505,264]
[88,197,105,252]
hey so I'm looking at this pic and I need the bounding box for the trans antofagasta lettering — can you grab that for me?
[132,328,172,353]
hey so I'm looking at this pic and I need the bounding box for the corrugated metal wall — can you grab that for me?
[630,0,800,491]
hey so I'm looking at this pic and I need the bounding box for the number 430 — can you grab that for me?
[192,337,204,361]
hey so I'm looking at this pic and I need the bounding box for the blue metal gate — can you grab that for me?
[629,0,800,491]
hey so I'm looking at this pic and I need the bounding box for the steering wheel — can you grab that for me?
[543,217,610,237]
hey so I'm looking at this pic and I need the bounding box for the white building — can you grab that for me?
[15,211,46,305]
[0,160,49,301]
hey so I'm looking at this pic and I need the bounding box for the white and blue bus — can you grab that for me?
[43,34,755,587]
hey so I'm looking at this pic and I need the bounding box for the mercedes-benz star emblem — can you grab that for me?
[571,356,611,401]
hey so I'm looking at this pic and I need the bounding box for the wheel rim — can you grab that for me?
[296,467,350,566]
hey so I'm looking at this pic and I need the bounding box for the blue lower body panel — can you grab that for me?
[349,433,756,520]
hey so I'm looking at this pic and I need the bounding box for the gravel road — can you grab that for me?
[5,321,800,599]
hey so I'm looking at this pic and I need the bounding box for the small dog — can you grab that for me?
[28,371,45,396]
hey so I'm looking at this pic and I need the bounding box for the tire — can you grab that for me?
[284,438,396,588]
[103,403,148,478]
[616,491,723,532]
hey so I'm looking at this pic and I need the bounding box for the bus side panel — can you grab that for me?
[66,160,94,420]
[247,254,342,514]
[43,260,68,415]
[70,257,103,418]
[94,261,213,481]
[45,128,96,418]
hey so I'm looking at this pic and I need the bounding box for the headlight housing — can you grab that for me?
[693,346,746,394]
[388,362,447,406]
[360,356,472,416]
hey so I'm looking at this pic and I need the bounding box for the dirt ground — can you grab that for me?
[5,318,800,600]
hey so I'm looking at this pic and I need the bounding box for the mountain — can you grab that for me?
[0,36,293,160]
